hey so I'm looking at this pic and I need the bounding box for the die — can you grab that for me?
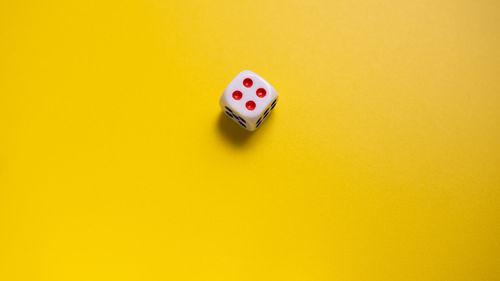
[220,70,278,131]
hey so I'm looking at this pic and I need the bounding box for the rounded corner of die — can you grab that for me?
[238,70,257,77]
[219,93,229,106]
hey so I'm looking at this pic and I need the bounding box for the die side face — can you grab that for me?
[223,106,249,129]
[220,70,278,131]
[255,97,278,129]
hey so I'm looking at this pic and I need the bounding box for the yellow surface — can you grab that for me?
[1,1,499,280]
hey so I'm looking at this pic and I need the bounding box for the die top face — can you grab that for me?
[220,70,278,119]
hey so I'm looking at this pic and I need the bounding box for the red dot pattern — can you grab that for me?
[243,78,253,88]
[232,90,242,100]
[256,88,266,98]
[245,101,256,111]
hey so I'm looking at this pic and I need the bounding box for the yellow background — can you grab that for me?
[1,0,499,280]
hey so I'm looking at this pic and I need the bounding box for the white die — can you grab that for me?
[219,70,278,131]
